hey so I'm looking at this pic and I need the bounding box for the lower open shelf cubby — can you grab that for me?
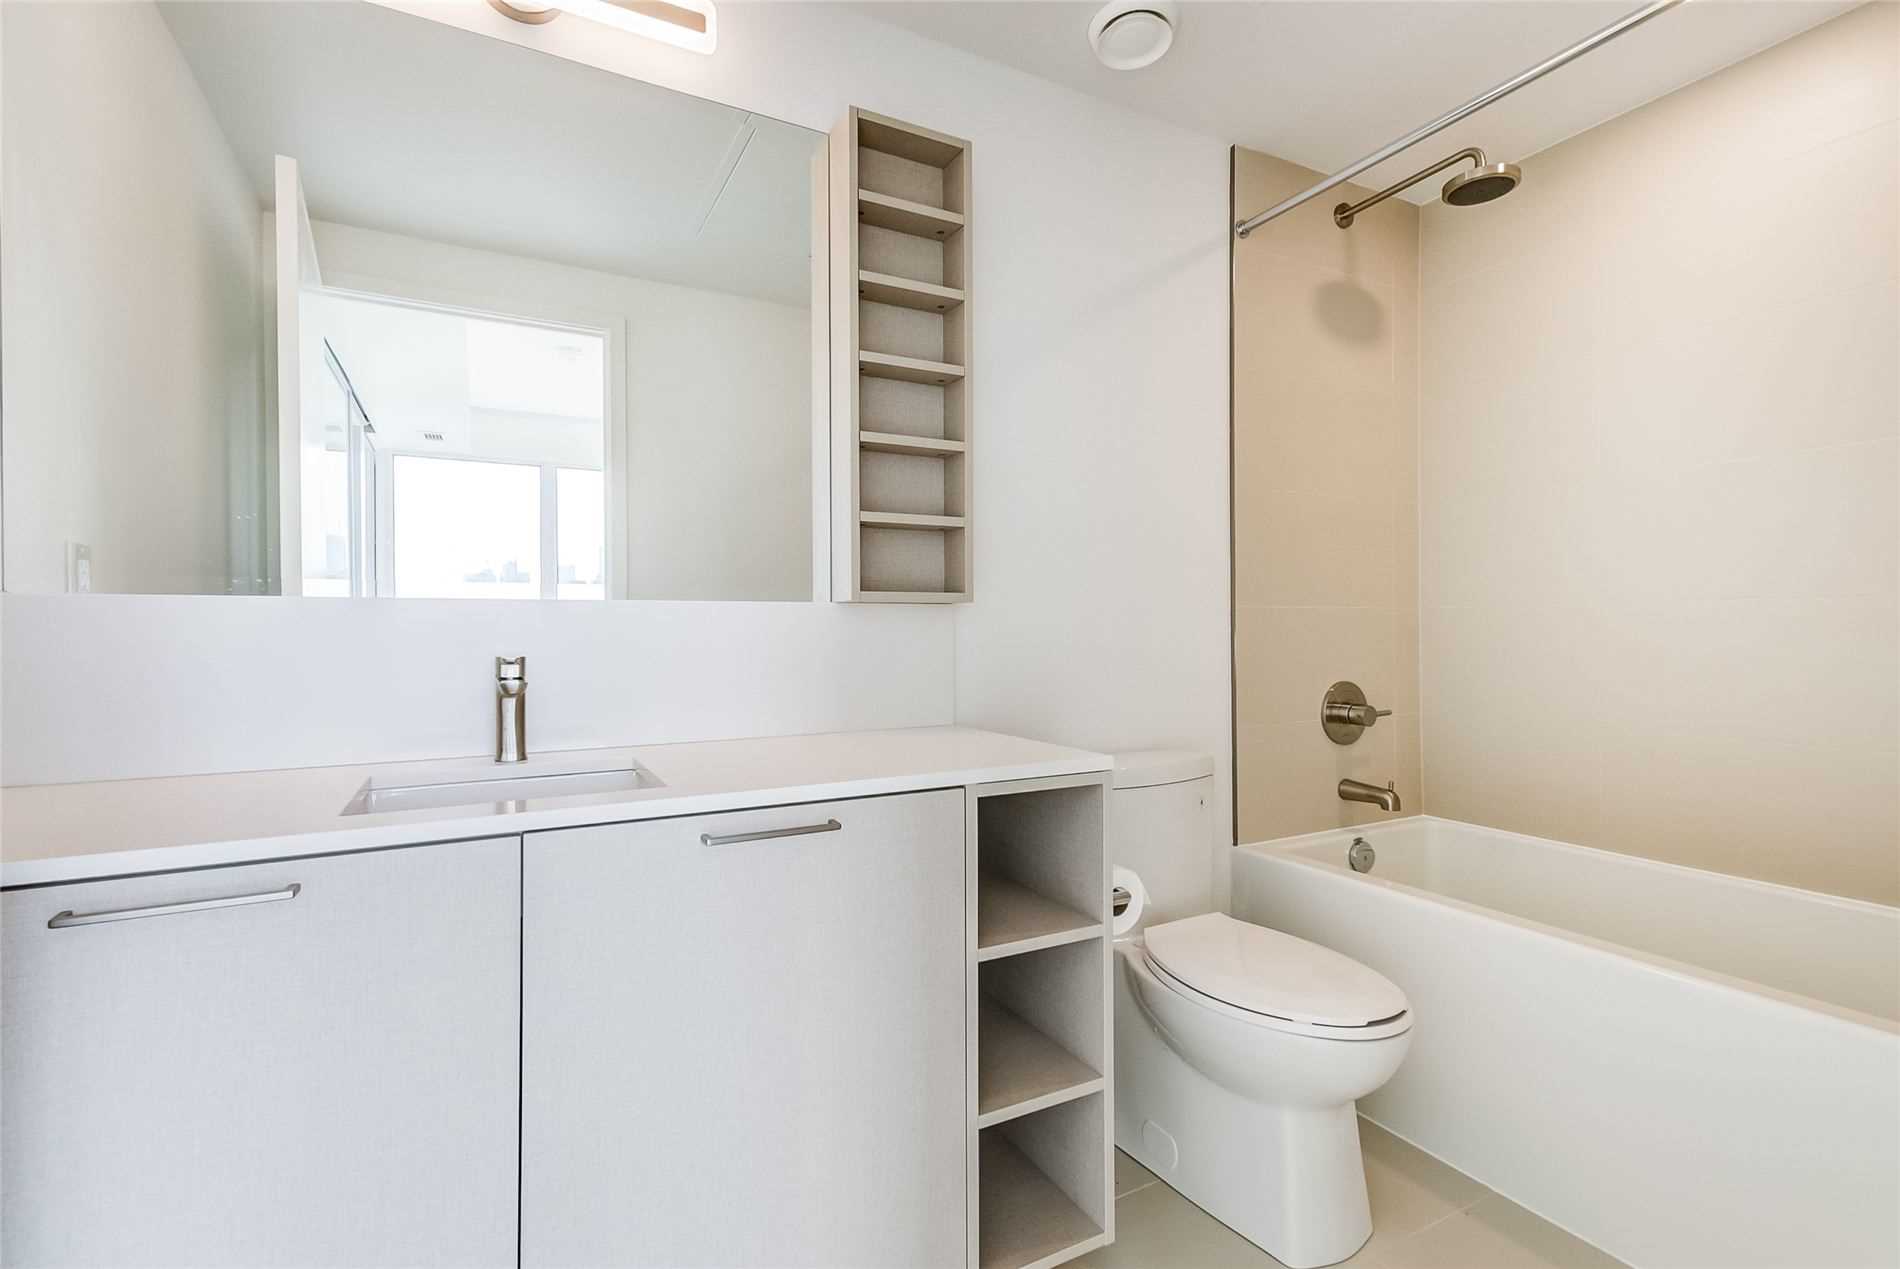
[977,937,1106,1123]
[978,1096,1108,1269]
[977,996,1102,1127]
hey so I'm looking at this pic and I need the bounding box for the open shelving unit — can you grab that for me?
[829,108,971,602]
[965,775,1112,1269]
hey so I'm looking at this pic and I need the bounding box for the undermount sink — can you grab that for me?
[342,756,663,816]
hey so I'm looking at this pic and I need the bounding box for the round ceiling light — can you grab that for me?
[1088,1,1178,71]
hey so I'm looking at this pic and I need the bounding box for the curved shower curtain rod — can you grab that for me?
[1233,0,1685,238]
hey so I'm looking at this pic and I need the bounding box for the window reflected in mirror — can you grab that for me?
[0,0,823,601]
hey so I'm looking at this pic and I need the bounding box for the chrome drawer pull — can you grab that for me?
[700,819,842,847]
[47,883,301,929]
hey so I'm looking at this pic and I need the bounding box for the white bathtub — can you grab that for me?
[1232,816,1900,1269]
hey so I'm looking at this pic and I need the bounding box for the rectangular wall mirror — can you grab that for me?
[0,0,824,601]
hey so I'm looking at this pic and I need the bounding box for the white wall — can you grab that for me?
[310,219,811,601]
[0,0,261,595]
[0,593,951,785]
[1417,4,1898,904]
[3,0,1231,852]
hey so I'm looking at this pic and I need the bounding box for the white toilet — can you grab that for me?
[1109,752,1413,1269]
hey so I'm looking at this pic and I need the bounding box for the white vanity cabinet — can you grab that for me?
[520,790,968,1268]
[0,838,521,1269]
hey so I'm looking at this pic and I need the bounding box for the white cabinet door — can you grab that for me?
[1,838,520,1269]
[522,791,966,1269]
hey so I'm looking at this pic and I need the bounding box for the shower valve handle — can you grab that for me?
[1325,702,1392,729]
[1321,681,1390,745]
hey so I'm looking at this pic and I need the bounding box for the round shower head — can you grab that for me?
[1442,162,1522,207]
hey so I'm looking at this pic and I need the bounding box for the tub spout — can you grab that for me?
[1339,778,1401,813]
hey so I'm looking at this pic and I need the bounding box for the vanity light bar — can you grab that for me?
[487,0,716,54]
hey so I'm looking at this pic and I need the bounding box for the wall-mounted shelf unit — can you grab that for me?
[830,108,971,603]
[965,775,1111,1269]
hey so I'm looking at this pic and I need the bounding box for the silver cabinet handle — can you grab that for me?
[700,819,842,847]
[47,883,301,929]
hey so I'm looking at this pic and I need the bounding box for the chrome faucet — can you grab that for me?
[496,656,527,763]
[1339,778,1401,813]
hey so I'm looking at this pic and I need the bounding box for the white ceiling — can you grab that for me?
[846,0,1860,203]
[158,1,821,305]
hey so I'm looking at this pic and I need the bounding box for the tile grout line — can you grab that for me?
[1372,1184,1495,1266]
[1373,1207,1464,1264]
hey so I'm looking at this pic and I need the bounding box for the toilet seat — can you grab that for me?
[1142,913,1410,1041]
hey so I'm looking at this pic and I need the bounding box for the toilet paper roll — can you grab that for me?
[1111,866,1147,935]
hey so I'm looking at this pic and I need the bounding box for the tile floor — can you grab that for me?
[1075,1119,1627,1269]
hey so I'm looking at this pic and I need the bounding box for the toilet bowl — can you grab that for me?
[1107,748,1411,1269]
[1113,911,1411,1268]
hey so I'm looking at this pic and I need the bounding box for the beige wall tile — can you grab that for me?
[1393,714,1422,823]
[1237,716,1411,842]
[1239,254,1398,393]
[1236,152,1412,293]
[1234,605,1403,727]
[1240,485,1406,608]
[1235,373,1407,496]
[1234,145,1424,845]
[1392,610,1420,716]
[1685,439,1898,602]
[1414,4,1899,903]
[1593,731,1900,904]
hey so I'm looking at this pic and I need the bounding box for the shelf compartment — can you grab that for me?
[861,223,945,287]
[861,431,966,457]
[979,1099,1108,1269]
[975,784,1106,961]
[860,270,964,313]
[861,448,963,522]
[861,295,947,365]
[980,939,1106,1097]
[976,875,1098,961]
[978,999,1102,1128]
[860,524,966,599]
[860,350,964,385]
[858,188,964,238]
[860,114,966,169]
[860,377,964,447]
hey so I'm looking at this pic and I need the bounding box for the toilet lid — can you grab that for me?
[1143,913,1408,1027]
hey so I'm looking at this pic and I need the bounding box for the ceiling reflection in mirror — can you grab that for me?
[0,0,823,600]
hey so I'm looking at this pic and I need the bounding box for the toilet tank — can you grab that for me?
[1111,750,1215,927]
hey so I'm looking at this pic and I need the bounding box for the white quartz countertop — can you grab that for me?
[1,727,1110,888]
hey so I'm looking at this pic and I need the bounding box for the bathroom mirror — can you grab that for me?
[0,0,823,600]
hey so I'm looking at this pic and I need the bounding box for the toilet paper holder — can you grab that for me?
[1110,866,1146,933]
